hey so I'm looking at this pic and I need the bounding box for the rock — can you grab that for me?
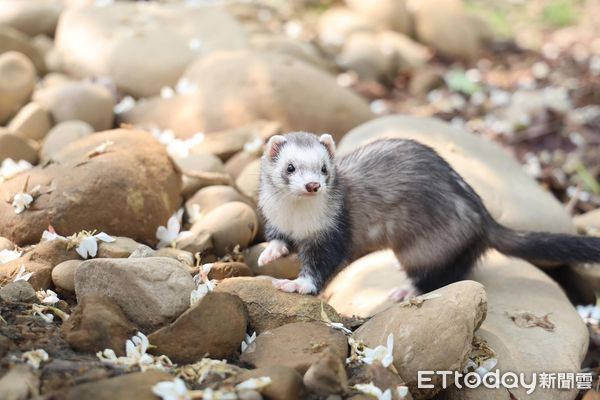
[0,237,15,252]
[446,253,589,400]
[414,0,483,62]
[325,249,589,400]
[235,366,305,400]
[64,371,173,400]
[216,277,341,333]
[186,185,252,216]
[0,26,46,74]
[408,67,444,97]
[241,321,348,374]
[191,202,258,257]
[75,257,194,330]
[0,364,39,400]
[176,153,226,197]
[377,31,431,73]
[0,280,37,303]
[148,292,247,363]
[33,82,115,131]
[0,0,62,37]
[349,363,410,400]
[303,348,348,396]
[235,159,261,200]
[346,0,411,34]
[154,248,195,266]
[575,209,600,234]
[208,262,253,280]
[337,32,392,82]
[122,50,374,141]
[0,51,36,124]
[318,7,375,50]
[0,129,182,246]
[61,294,137,355]
[190,123,270,161]
[225,151,260,180]
[250,34,330,71]
[0,130,38,164]
[175,153,225,175]
[173,231,214,258]
[7,102,52,141]
[40,120,94,162]
[55,3,247,97]
[0,239,79,290]
[243,243,301,280]
[354,281,487,398]
[97,236,143,259]
[51,260,81,293]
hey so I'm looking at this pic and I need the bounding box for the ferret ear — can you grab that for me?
[266,135,287,160]
[319,133,336,157]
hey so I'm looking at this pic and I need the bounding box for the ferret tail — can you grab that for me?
[488,222,600,265]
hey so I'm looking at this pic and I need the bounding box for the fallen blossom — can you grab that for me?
[0,158,32,182]
[12,192,33,214]
[156,209,184,248]
[577,304,600,324]
[152,378,191,400]
[362,333,394,368]
[36,289,60,305]
[243,137,263,154]
[74,232,116,259]
[97,332,174,372]
[0,249,22,264]
[31,304,54,324]
[397,385,410,398]
[353,382,392,400]
[186,203,203,224]
[190,263,216,305]
[165,133,205,159]
[161,86,176,99]
[328,321,352,335]
[113,96,136,114]
[13,265,32,282]
[21,349,49,369]
[240,332,256,353]
[41,228,66,242]
[177,358,239,385]
[176,78,198,94]
[31,303,69,322]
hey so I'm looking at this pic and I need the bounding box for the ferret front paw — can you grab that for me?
[258,240,289,266]
[272,277,317,294]
[389,284,419,302]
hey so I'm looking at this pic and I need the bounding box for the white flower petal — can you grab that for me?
[94,232,115,243]
[0,249,22,264]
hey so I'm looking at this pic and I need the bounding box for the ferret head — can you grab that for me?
[261,132,336,198]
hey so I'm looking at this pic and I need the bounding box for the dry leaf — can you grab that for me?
[507,311,555,332]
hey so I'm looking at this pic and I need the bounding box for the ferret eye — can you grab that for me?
[287,164,295,173]
[321,165,328,174]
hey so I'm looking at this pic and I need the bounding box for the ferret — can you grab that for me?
[257,132,600,300]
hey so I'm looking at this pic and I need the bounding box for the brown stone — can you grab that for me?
[61,294,137,356]
[149,292,248,363]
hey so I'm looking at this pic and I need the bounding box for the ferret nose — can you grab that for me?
[305,182,320,193]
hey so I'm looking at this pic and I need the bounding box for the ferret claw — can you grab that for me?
[258,240,289,266]
[389,284,419,302]
[272,277,317,294]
